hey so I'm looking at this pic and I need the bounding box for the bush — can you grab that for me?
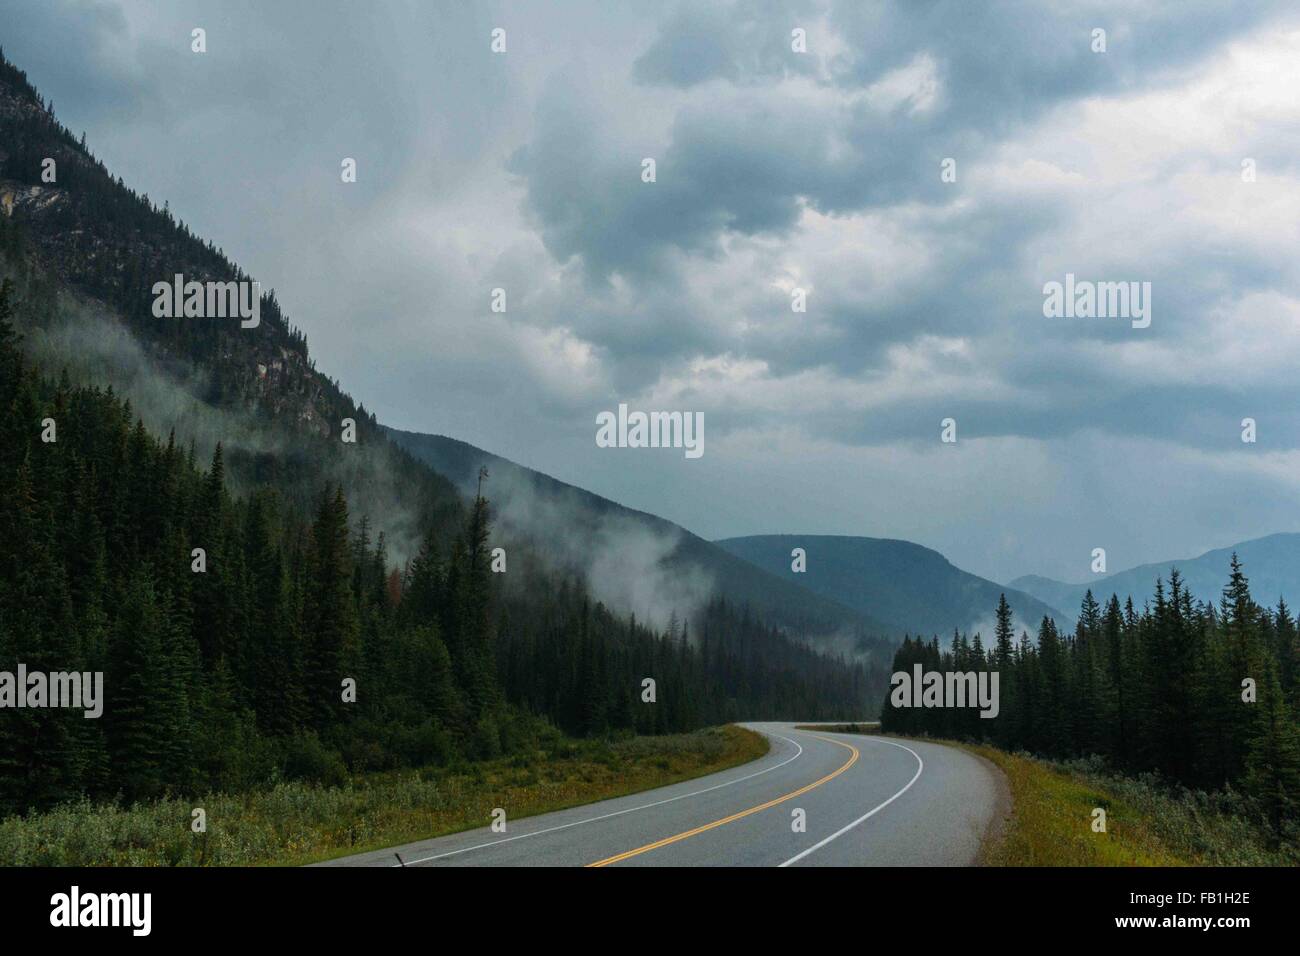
[0,725,768,865]
[470,715,502,760]
[199,712,282,794]
[282,733,348,787]
[497,710,540,755]
[393,719,455,767]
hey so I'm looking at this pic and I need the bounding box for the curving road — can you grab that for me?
[318,723,1009,867]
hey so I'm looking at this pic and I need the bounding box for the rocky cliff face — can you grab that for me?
[0,182,66,218]
[0,50,343,440]
[0,48,465,548]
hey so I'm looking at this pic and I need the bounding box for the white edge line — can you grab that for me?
[777,735,924,867]
[394,729,805,866]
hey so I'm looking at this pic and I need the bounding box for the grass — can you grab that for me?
[963,745,1297,867]
[799,723,1294,866]
[0,725,768,867]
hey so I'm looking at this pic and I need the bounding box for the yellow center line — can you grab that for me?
[585,733,859,867]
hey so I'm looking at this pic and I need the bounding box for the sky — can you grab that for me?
[3,0,1299,584]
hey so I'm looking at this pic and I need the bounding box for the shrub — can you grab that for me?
[282,733,349,787]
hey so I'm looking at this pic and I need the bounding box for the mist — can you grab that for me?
[437,453,716,634]
[13,278,436,565]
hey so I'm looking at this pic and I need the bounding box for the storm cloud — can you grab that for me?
[3,0,1298,583]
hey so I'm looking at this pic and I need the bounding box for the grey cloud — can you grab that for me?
[633,0,822,88]
[5,0,1299,585]
[516,0,1292,286]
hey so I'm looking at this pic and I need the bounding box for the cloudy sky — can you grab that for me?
[4,0,1299,584]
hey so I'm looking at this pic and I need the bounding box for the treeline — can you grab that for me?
[498,590,878,736]
[882,571,1300,835]
[0,282,871,815]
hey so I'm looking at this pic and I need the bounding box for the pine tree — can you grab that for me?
[403,625,462,730]
[450,490,498,718]
[1271,597,1297,710]
[1036,616,1070,757]
[303,486,358,728]
[1101,594,1129,765]
[1243,661,1300,836]
[107,572,171,800]
[1071,590,1103,754]
[991,593,1017,747]
[191,444,229,665]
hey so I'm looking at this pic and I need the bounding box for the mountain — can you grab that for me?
[1003,574,1082,617]
[0,50,467,557]
[1009,532,1300,618]
[714,534,1067,639]
[385,427,896,653]
[0,46,885,816]
[0,51,894,662]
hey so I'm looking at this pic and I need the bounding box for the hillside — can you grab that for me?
[385,427,897,654]
[0,43,883,811]
[0,50,465,559]
[1009,533,1300,619]
[714,534,1067,639]
[0,50,899,668]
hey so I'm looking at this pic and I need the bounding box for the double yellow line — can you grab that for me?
[586,733,860,867]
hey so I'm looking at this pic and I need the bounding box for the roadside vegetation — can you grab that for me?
[806,722,1294,866]
[968,745,1298,866]
[0,724,767,866]
[883,567,1300,846]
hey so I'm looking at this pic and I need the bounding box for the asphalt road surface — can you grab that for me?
[319,723,1009,867]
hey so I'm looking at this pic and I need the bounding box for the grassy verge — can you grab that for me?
[0,725,768,867]
[963,745,1296,866]
[801,724,1293,866]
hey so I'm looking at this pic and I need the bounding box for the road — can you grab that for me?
[318,723,1009,867]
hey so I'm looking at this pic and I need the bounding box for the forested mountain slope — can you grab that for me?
[386,427,898,649]
[0,48,880,815]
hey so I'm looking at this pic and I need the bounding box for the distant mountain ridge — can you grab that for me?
[384,427,898,652]
[386,424,1069,644]
[714,534,1067,639]
[1010,532,1300,618]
